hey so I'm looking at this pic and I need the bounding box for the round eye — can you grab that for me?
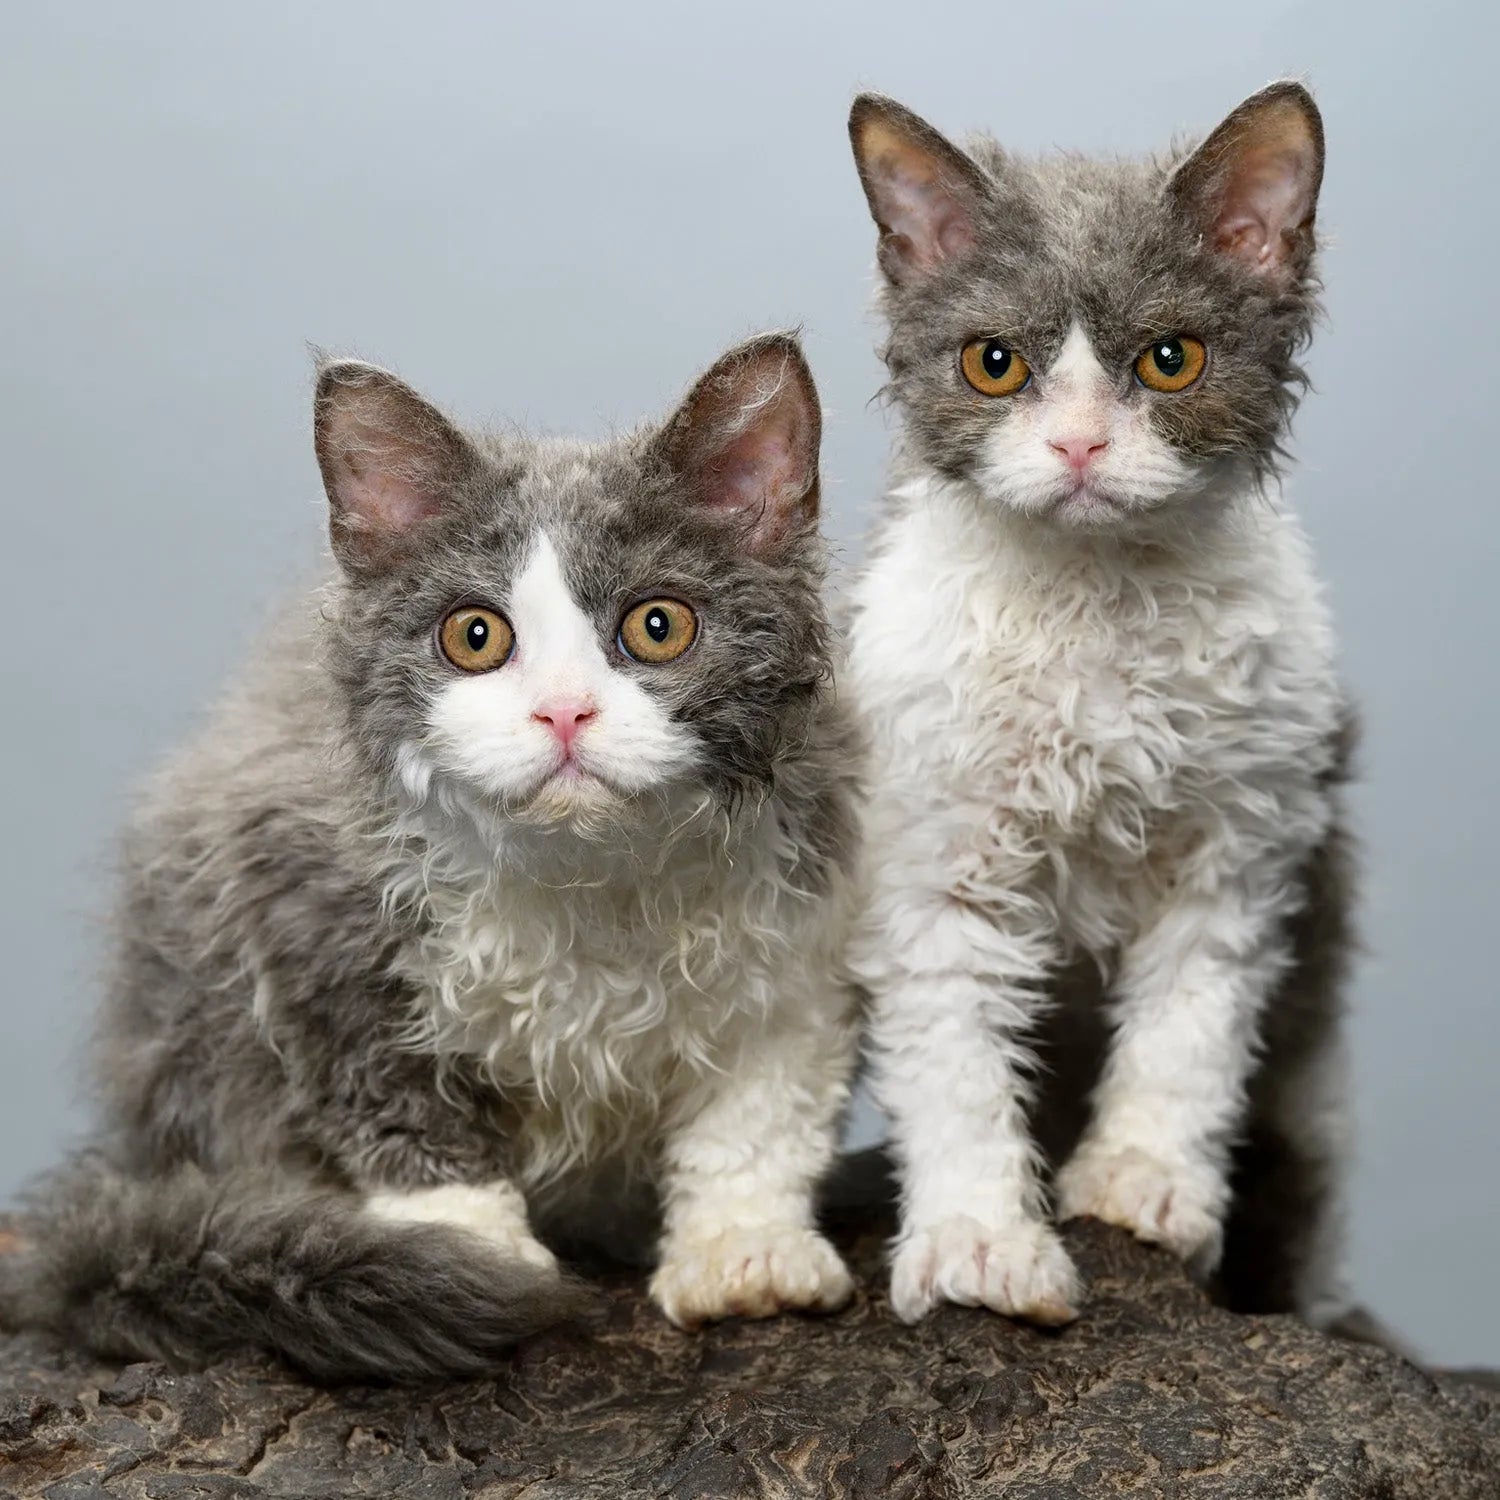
[1135,335,1207,393]
[961,338,1032,396]
[619,598,697,664]
[438,606,514,672]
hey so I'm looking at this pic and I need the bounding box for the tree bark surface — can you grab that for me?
[2,1214,1496,1498]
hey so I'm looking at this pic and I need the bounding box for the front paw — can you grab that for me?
[889,1215,1081,1326]
[651,1225,854,1330]
[1056,1144,1224,1272]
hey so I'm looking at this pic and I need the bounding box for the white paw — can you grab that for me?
[365,1182,558,1273]
[1056,1144,1224,1272]
[651,1225,854,1329]
[889,1215,1081,1326]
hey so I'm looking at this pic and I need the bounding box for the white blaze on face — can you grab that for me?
[424,532,700,805]
[977,321,1195,524]
[1043,322,1114,443]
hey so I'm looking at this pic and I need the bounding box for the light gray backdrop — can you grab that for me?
[2,1,1495,1363]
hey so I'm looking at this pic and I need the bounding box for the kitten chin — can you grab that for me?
[509,771,639,834]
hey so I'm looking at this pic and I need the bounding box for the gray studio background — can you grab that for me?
[2,1,1495,1362]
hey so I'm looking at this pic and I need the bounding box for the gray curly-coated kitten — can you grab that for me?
[843,83,1372,1337]
[1,332,863,1382]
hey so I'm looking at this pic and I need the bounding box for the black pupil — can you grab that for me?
[465,618,489,652]
[645,608,670,643]
[1153,339,1185,376]
[982,340,1012,379]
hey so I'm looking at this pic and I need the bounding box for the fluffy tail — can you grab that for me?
[0,1158,594,1383]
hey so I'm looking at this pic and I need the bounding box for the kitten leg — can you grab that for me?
[1057,859,1298,1273]
[868,905,1080,1326]
[365,1178,557,1272]
[651,1006,857,1329]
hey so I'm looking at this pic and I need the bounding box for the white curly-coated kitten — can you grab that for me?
[844,83,1362,1332]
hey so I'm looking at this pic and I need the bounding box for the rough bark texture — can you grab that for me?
[2,1211,1497,1499]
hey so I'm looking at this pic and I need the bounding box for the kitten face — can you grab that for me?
[415,531,701,819]
[313,336,828,830]
[850,85,1325,535]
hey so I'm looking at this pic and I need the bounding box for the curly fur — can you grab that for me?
[0,1159,589,1383]
[845,84,1360,1330]
[2,333,863,1380]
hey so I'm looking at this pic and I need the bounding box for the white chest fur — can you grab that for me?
[384,795,835,1184]
[848,474,1344,953]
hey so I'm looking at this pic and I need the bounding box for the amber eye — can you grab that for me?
[438,606,514,672]
[618,599,697,664]
[1135,335,1207,393]
[961,338,1032,396]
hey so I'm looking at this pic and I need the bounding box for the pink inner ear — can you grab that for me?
[861,122,978,272]
[691,378,816,554]
[1215,141,1317,266]
[880,158,977,269]
[704,425,796,516]
[664,337,820,557]
[331,442,441,536]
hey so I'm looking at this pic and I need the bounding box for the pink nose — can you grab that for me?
[1049,436,1110,473]
[532,700,597,751]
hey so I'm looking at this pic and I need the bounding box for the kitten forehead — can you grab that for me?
[965,151,1201,356]
[510,531,600,674]
[1047,324,1108,390]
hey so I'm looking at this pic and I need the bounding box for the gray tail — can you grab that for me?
[0,1157,594,1383]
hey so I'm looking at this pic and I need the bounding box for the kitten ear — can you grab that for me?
[314,360,477,575]
[1168,81,1324,283]
[654,333,821,558]
[849,93,991,284]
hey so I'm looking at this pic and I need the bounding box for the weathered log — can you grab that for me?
[2,1206,1497,1498]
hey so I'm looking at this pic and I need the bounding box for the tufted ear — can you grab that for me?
[654,332,821,558]
[849,93,992,285]
[1168,81,1325,284]
[313,360,477,575]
